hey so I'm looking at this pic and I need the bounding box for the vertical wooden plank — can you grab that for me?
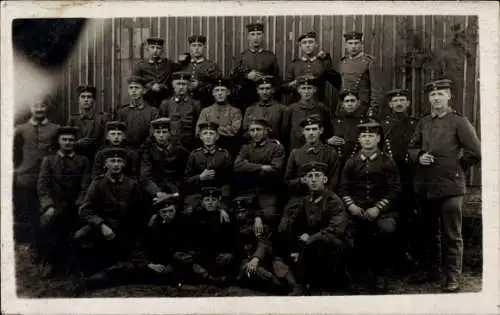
[471,25,480,186]
[363,15,374,56]
[167,16,176,59]
[461,15,469,116]
[177,17,189,58]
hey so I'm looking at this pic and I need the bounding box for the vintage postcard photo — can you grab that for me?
[1,1,498,314]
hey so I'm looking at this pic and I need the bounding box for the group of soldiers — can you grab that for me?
[13,22,481,296]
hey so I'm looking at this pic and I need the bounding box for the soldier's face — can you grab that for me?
[302,124,323,143]
[345,39,363,56]
[200,129,218,145]
[147,44,163,58]
[30,102,48,120]
[248,31,264,47]
[128,83,145,100]
[389,96,411,113]
[79,92,95,109]
[342,95,360,113]
[58,134,76,152]
[189,42,205,58]
[305,171,327,191]
[105,157,125,174]
[235,208,249,223]
[153,128,170,145]
[213,86,229,103]
[172,80,188,95]
[249,124,267,142]
[358,132,380,149]
[257,84,274,100]
[202,196,220,212]
[300,38,318,55]
[159,205,177,222]
[428,89,451,110]
[298,85,316,101]
[107,130,125,146]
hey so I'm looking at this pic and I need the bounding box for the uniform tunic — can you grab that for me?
[338,52,383,115]
[115,102,159,149]
[159,95,201,150]
[67,110,110,161]
[140,141,189,196]
[92,144,140,180]
[282,101,332,150]
[331,107,365,162]
[181,58,222,107]
[243,100,287,140]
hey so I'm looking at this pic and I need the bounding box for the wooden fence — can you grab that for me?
[52,15,481,185]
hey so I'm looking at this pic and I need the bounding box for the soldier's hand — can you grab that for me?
[219,209,230,223]
[327,136,345,146]
[254,217,264,236]
[287,80,298,88]
[348,204,364,218]
[73,225,92,240]
[247,70,261,81]
[260,165,274,172]
[153,192,168,204]
[218,126,231,136]
[299,233,310,243]
[365,207,380,221]
[200,169,216,180]
[151,83,161,92]
[290,252,300,263]
[100,224,116,240]
[246,257,260,274]
[419,152,435,166]
[317,50,327,58]
[147,263,166,273]
[40,207,56,227]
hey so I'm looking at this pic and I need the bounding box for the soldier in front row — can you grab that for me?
[338,118,401,292]
[37,126,90,278]
[408,79,481,292]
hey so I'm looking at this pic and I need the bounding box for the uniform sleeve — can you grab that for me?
[91,150,104,179]
[279,196,304,233]
[228,108,242,136]
[408,119,424,164]
[338,157,355,206]
[79,180,105,226]
[234,145,262,173]
[320,195,347,240]
[76,157,92,207]
[322,54,342,90]
[198,63,222,94]
[13,126,24,168]
[37,157,54,212]
[219,151,233,199]
[184,152,201,185]
[158,100,169,117]
[368,59,384,115]
[195,108,209,136]
[457,116,481,166]
[151,107,160,121]
[270,54,281,84]
[375,156,401,212]
[281,107,292,149]
[252,232,272,260]
[229,53,250,84]
[281,62,296,95]
[140,148,162,196]
[321,105,333,140]
[270,144,286,172]
[284,150,301,189]
[327,149,341,191]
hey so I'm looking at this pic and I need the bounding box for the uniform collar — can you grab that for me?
[431,107,452,118]
[249,48,264,53]
[346,52,364,60]
[29,117,49,126]
[298,100,316,108]
[155,142,172,151]
[129,100,145,109]
[57,150,75,158]
[309,189,325,203]
[191,58,205,64]
[174,95,189,103]
[202,145,217,155]
[257,99,275,107]
[359,150,379,161]
[148,57,165,64]
[301,56,317,62]
[304,142,321,154]
[80,109,95,119]
[253,138,268,147]
[106,173,125,183]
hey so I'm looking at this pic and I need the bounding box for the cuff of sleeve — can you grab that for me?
[342,196,354,207]
[375,198,390,212]
[145,181,161,196]
[89,216,104,226]
[40,202,54,213]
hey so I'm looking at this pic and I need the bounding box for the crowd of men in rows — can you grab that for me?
[13,23,481,296]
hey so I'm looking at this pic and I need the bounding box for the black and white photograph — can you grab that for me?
[1,1,498,315]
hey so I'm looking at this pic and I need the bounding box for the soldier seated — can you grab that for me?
[233,196,303,296]
[338,118,401,292]
[282,161,348,294]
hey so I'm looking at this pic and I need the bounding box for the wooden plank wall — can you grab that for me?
[54,15,481,186]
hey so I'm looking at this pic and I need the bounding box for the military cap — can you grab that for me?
[212,77,232,89]
[248,118,271,128]
[233,195,256,209]
[171,71,192,81]
[56,126,79,138]
[101,147,128,160]
[150,117,171,129]
[300,161,328,175]
[424,79,452,93]
[76,85,97,97]
[297,31,317,42]
[387,88,409,100]
[256,75,276,87]
[198,122,219,132]
[300,114,323,128]
[105,121,126,132]
[146,37,164,46]
[343,31,363,41]
[339,89,359,100]
[246,22,264,32]
[296,75,319,87]
[126,76,147,85]
[201,186,222,198]
[357,117,382,134]
[188,35,207,44]
[155,197,177,210]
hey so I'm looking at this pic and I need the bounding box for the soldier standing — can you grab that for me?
[338,31,383,117]
[68,85,109,164]
[282,75,332,150]
[37,126,90,277]
[283,31,341,108]
[229,22,281,111]
[115,76,159,150]
[132,37,183,107]
[181,35,222,107]
[159,71,201,151]
[408,79,481,292]
[242,75,287,141]
[338,118,401,292]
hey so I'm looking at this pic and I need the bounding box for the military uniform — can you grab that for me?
[234,124,286,226]
[132,38,183,106]
[37,126,91,274]
[13,117,59,243]
[408,79,481,291]
[281,162,348,291]
[243,100,286,140]
[331,105,365,166]
[114,99,159,150]
[229,23,281,110]
[159,73,201,151]
[338,32,384,116]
